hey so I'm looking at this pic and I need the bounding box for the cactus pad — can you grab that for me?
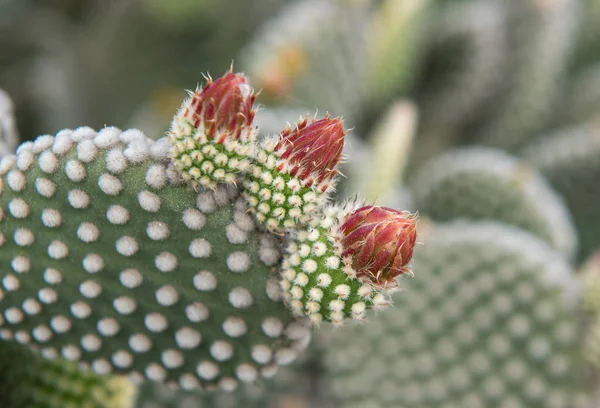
[0,126,310,391]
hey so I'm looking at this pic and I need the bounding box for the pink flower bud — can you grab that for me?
[275,115,345,189]
[340,206,417,285]
[184,71,256,141]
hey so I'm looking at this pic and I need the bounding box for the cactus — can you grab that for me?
[409,147,578,259]
[520,120,600,261]
[0,89,18,157]
[321,221,592,408]
[0,70,419,405]
[0,339,136,408]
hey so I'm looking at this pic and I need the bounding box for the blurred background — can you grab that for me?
[2,0,600,407]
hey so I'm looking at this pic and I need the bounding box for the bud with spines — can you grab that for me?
[168,71,258,190]
[243,114,346,232]
[280,201,418,326]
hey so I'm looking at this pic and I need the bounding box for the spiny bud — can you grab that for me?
[275,114,345,189]
[168,71,257,190]
[184,72,256,142]
[340,205,417,286]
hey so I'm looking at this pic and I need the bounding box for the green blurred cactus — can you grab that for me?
[321,221,592,408]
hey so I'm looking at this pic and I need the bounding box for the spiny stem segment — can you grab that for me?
[243,114,346,232]
[168,71,258,190]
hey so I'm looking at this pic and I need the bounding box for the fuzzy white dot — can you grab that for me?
[226,223,248,244]
[94,127,121,149]
[197,361,219,380]
[50,315,72,333]
[228,287,253,309]
[193,270,217,291]
[77,222,100,243]
[182,208,206,230]
[98,318,120,337]
[70,301,92,319]
[82,254,104,273]
[210,340,234,361]
[146,364,167,382]
[32,135,54,153]
[43,268,62,284]
[262,317,284,338]
[77,139,99,162]
[80,280,102,299]
[155,285,179,306]
[113,296,136,315]
[41,209,62,228]
[106,149,128,174]
[129,333,152,353]
[105,205,130,225]
[14,330,31,344]
[93,359,112,375]
[275,348,297,365]
[145,313,168,332]
[2,275,19,291]
[38,288,58,304]
[68,190,90,208]
[112,350,133,369]
[146,221,170,240]
[226,251,251,273]
[120,268,143,288]
[145,164,168,189]
[185,302,209,322]
[81,334,102,351]
[7,170,26,192]
[11,256,30,273]
[33,325,53,343]
[13,228,34,247]
[196,191,216,213]
[251,345,273,364]
[236,363,258,383]
[16,151,34,171]
[116,236,139,256]
[35,178,56,198]
[52,131,74,155]
[316,273,333,288]
[65,159,86,182]
[8,198,29,218]
[223,317,248,338]
[153,251,178,272]
[162,349,184,369]
[175,327,202,349]
[21,298,40,316]
[98,173,123,196]
[189,239,212,258]
[4,307,23,324]
[62,344,81,361]
[138,191,161,212]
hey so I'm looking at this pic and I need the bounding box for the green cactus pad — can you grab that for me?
[321,221,591,408]
[0,340,136,408]
[0,127,310,391]
[410,147,578,259]
[521,122,600,261]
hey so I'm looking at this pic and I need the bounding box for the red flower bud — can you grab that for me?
[275,115,345,188]
[340,206,417,286]
[184,71,256,141]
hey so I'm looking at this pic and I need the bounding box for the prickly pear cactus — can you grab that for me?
[409,147,578,259]
[0,70,419,404]
[321,221,592,408]
[521,121,600,261]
